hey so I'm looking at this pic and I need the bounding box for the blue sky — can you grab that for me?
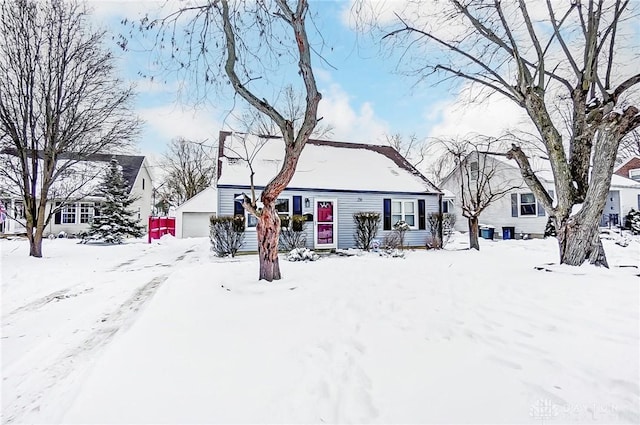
[90,0,640,166]
[89,0,476,158]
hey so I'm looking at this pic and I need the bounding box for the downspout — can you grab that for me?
[438,192,443,246]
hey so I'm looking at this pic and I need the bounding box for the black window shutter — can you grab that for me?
[293,196,302,215]
[234,193,244,216]
[383,198,391,230]
[54,202,61,224]
[511,193,518,217]
[418,199,426,230]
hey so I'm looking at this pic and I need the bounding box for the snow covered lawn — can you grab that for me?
[2,235,639,424]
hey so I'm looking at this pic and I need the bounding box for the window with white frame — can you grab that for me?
[246,197,291,229]
[62,203,77,224]
[79,203,94,223]
[519,193,537,216]
[470,161,479,181]
[629,168,640,181]
[391,200,416,228]
[14,201,25,219]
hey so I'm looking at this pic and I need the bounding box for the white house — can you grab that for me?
[0,153,153,237]
[174,186,217,238]
[216,131,442,251]
[440,153,640,238]
[614,156,640,182]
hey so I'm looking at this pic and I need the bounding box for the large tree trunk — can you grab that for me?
[256,202,282,282]
[556,215,607,267]
[27,220,43,257]
[467,216,479,250]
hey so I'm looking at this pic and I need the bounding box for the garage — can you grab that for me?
[174,187,217,238]
[181,212,214,238]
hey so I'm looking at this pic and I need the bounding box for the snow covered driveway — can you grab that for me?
[1,237,199,424]
[2,235,639,424]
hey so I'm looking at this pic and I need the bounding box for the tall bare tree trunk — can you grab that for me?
[257,202,282,282]
[556,215,607,267]
[468,216,479,250]
[27,198,48,257]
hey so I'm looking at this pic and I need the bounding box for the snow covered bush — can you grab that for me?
[426,212,455,249]
[382,232,401,250]
[279,215,307,251]
[285,247,319,262]
[393,220,410,250]
[380,248,405,258]
[353,212,380,250]
[624,209,640,235]
[86,158,144,244]
[209,215,245,257]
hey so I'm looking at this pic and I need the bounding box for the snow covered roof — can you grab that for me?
[486,154,640,189]
[522,165,640,189]
[216,132,441,194]
[175,187,217,213]
[0,150,146,198]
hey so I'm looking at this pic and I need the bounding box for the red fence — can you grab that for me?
[148,216,176,243]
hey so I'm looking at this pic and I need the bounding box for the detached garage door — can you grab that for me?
[182,212,214,238]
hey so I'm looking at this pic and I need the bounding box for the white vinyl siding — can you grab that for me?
[218,188,439,251]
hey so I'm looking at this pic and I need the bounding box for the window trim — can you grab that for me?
[245,196,292,231]
[442,199,452,214]
[519,193,537,217]
[61,203,77,224]
[391,199,418,230]
[470,161,479,181]
[79,202,94,224]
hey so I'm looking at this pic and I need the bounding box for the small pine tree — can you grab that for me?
[544,216,557,238]
[87,157,144,243]
[625,209,640,235]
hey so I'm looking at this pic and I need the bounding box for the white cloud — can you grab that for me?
[88,0,164,21]
[317,82,389,144]
[426,86,534,141]
[133,78,187,95]
[137,104,221,154]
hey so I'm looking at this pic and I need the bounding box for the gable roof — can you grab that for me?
[216,131,441,194]
[0,149,145,196]
[443,151,640,190]
[614,156,640,179]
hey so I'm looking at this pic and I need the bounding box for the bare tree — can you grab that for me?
[364,0,640,267]
[0,0,139,257]
[231,85,333,140]
[160,138,216,207]
[383,133,427,169]
[140,0,321,281]
[618,130,640,160]
[438,137,523,250]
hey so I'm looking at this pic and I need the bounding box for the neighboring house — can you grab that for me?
[0,153,153,237]
[614,156,640,182]
[175,186,217,238]
[216,131,442,251]
[440,153,640,238]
